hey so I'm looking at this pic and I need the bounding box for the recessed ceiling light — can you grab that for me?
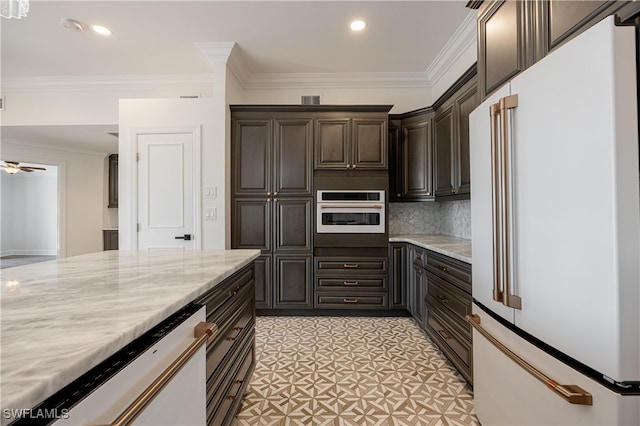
[350,20,366,31]
[92,25,112,36]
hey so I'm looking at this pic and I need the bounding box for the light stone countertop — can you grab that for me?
[0,249,260,417]
[389,234,472,264]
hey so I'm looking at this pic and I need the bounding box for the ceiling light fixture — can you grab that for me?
[1,0,29,19]
[92,24,112,36]
[350,20,366,31]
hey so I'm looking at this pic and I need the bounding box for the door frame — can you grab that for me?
[127,126,202,250]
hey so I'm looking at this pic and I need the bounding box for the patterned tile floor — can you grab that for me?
[235,316,479,425]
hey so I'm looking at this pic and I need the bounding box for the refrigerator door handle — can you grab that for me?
[490,102,504,304]
[466,314,593,405]
[499,94,522,310]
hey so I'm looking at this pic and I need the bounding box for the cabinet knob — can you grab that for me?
[274,192,278,196]
[437,295,449,304]
[397,193,401,197]
[352,164,357,169]
[439,265,449,273]
[274,198,278,202]
[426,192,432,196]
[266,198,272,202]
[267,192,272,196]
[451,189,456,193]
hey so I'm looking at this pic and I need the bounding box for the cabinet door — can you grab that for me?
[352,118,387,170]
[254,254,272,309]
[274,255,313,309]
[108,154,118,208]
[274,118,313,196]
[402,119,433,199]
[274,198,313,252]
[454,80,479,196]
[314,119,350,170]
[411,264,426,322]
[231,199,271,251]
[389,243,406,309]
[478,0,528,98]
[545,0,621,51]
[232,119,272,196]
[388,121,403,201]
[434,104,455,197]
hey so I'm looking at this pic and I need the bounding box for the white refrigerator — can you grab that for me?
[469,16,640,425]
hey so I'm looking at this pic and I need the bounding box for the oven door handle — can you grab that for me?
[318,204,383,209]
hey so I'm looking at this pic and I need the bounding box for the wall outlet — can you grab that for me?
[204,208,217,220]
[204,186,217,199]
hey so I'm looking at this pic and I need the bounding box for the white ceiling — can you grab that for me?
[1,0,475,154]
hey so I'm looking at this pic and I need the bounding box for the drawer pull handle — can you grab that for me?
[437,329,451,340]
[343,263,359,269]
[437,295,449,304]
[343,281,359,286]
[228,291,237,296]
[227,395,237,401]
[226,336,236,341]
[438,265,449,272]
[343,298,359,303]
[466,314,593,405]
[107,321,218,426]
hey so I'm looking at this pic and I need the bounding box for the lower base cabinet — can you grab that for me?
[314,255,389,310]
[195,264,256,426]
[391,242,473,386]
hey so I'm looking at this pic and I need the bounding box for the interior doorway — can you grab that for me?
[1,162,59,268]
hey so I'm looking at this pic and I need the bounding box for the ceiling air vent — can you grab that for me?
[301,95,320,105]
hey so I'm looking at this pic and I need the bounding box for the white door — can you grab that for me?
[137,133,197,250]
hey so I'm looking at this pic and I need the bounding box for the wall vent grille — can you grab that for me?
[301,95,320,105]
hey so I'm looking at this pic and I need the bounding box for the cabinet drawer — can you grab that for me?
[205,295,254,379]
[195,265,254,315]
[425,309,472,384]
[316,277,387,289]
[207,332,254,426]
[315,257,388,274]
[425,251,471,293]
[427,272,472,339]
[315,294,387,309]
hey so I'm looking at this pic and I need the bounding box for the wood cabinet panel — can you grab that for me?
[274,198,313,252]
[388,121,403,200]
[232,199,271,251]
[352,118,387,169]
[253,255,272,309]
[547,0,618,50]
[389,243,406,309]
[434,105,455,197]
[274,118,313,196]
[232,120,272,196]
[455,82,478,196]
[410,263,427,322]
[402,118,433,199]
[108,154,118,208]
[103,230,119,251]
[314,119,350,169]
[274,255,313,309]
[478,0,528,98]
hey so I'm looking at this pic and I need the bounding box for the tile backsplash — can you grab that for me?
[388,200,471,239]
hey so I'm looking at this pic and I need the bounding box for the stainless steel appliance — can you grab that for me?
[469,16,639,425]
[316,190,385,234]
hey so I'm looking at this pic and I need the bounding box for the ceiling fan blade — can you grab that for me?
[22,169,34,172]
[22,167,47,171]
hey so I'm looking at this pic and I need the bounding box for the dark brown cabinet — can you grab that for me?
[408,245,428,322]
[389,243,406,309]
[108,154,118,208]
[231,109,314,309]
[314,115,388,170]
[473,0,638,100]
[388,120,403,201]
[401,111,435,200]
[433,68,478,200]
[102,230,118,250]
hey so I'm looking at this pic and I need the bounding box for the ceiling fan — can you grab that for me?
[1,161,47,174]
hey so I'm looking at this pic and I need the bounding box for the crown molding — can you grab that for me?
[425,11,477,85]
[1,74,214,92]
[243,72,431,90]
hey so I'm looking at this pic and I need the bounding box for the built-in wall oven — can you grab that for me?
[316,190,385,234]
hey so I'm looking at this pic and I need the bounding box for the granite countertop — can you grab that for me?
[0,249,260,416]
[389,234,472,264]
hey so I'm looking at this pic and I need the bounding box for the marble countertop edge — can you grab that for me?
[389,234,472,264]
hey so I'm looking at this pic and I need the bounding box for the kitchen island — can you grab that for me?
[0,249,260,423]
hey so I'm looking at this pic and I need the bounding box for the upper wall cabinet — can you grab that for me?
[314,111,389,171]
[473,0,639,100]
[433,68,478,200]
[402,112,435,200]
[108,154,118,208]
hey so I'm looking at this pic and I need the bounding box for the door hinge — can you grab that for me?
[137,223,140,232]
[136,153,140,162]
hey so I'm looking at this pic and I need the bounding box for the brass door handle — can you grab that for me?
[343,263,359,269]
[466,314,592,405]
[438,265,448,273]
[106,322,218,426]
[343,281,359,286]
[437,329,451,340]
[437,295,449,304]
[343,298,358,303]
